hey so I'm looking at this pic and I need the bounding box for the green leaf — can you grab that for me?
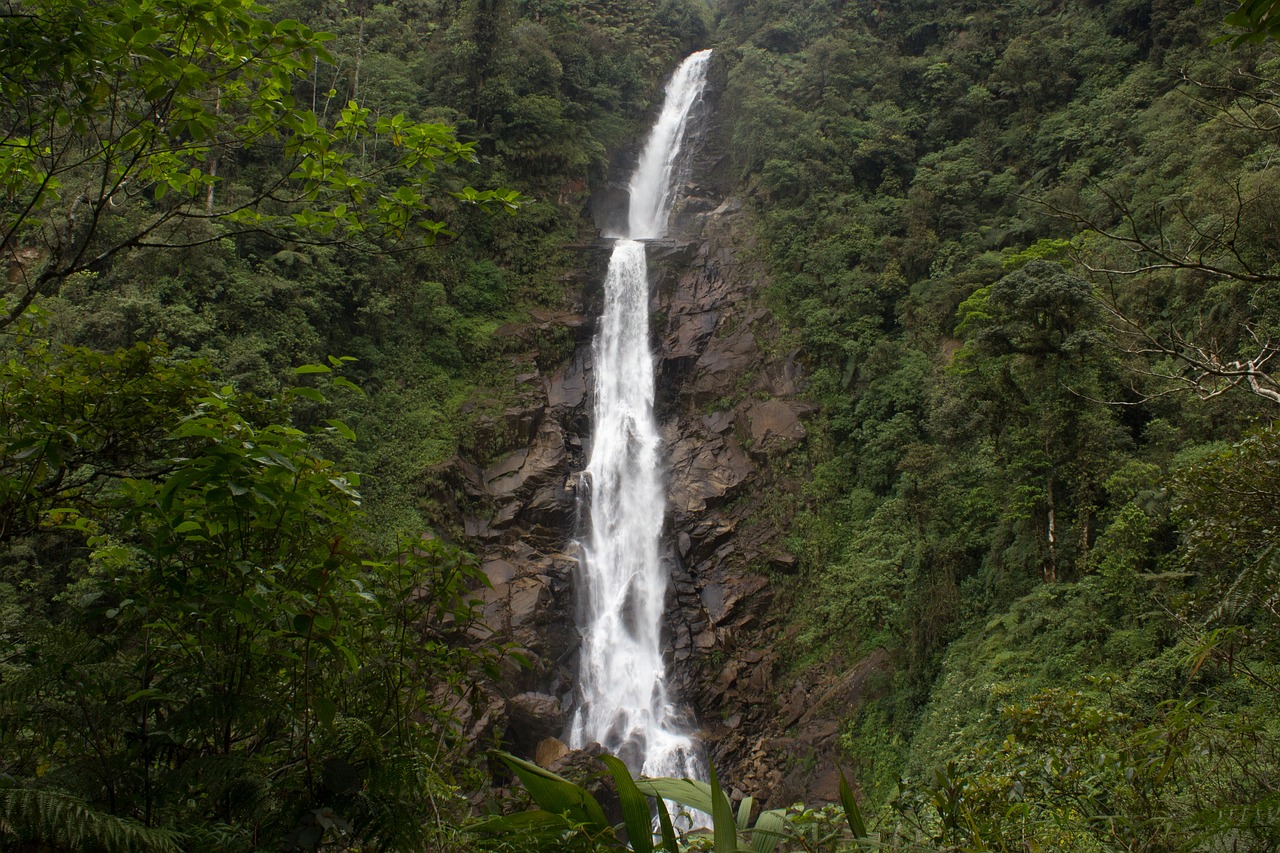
[325,419,356,442]
[600,755,653,853]
[637,778,715,815]
[317,636,359,671]
[709,762,737,853]
[314,696,337,730]
[293,364,332,375]
[124,688,174,704]
[493,751,609,832]
[0,786,187,852]
[330,375,365,395]
[838,767,867,839]
[749,809,789,853]
[655,797,680,853]
[289,386,326,403]
[469,809,576,841]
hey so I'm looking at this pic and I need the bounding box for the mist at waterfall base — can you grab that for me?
[568,49,712,792]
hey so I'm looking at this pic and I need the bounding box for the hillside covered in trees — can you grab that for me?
[2,0,1280,849]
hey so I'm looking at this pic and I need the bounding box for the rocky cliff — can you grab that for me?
[438,67,883,807]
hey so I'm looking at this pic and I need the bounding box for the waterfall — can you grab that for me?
[569,48,712,782]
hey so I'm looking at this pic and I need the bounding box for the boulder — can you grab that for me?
[535,737,571,768]
[745,399,807,445]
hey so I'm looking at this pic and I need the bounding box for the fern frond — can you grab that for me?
[1191,792,1280,847]
[160,753,271,807]
[0,784,188,852]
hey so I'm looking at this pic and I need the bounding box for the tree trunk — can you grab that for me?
[1045,476,1058,583]
[206,89,220,215]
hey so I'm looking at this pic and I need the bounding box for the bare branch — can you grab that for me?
[1033,185,1280,284]
[1096,293,1280,404]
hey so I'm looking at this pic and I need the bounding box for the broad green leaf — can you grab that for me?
[600,754,653,853]
[494,751,609,832]
[469,808,576,841]
[316,636,359,671]
[637,777,715,815]
[709,762,737,853]
[330,375,365,395]
[655,796,680,853]
[325,419,356,442]
[289,386,326,404]
[313,696,337,730]
[124,688,175,704]
[749,809,789,853]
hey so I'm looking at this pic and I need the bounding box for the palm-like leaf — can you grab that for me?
[0,785,188,852]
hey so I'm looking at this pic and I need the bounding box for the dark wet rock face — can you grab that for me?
[431,305,595,717]
[646,200,866,807]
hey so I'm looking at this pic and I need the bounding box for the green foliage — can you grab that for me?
[715,4,1280,833]
[1209,0,1280,45]
[600,755,660,853]
[0,783,187,852]
[0,308,498,850]
[0,0,524,327]
[14,0,1280,848]
[471,752,620,851]
[836,770,866,842]
[476,751,864,853]
[0,312,214,544]
[892,689,1280,851]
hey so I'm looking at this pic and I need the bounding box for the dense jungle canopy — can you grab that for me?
[2,0,1280,849]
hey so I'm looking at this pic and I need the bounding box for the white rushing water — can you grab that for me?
[569,48,713,782]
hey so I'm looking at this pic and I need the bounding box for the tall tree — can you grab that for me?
[0,0,521,328]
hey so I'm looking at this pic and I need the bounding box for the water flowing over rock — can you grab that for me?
[569,50,712,782]
[435,49,887,810]
[626,53,714,241]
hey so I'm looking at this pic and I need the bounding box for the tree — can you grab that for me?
[0,0,522,328]
[0,311,497,850]
[952,260,1124,583]
[1053,183,1280,406]
[1205,0,1280,45]
[1042,3,1280,409]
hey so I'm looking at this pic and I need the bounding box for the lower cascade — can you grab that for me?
[568,49,713,782]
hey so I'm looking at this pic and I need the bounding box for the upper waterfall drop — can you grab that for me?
[627,49,713,240]
[569,49,712,781]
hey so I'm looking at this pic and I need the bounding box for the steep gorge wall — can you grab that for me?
[437,61,878,806]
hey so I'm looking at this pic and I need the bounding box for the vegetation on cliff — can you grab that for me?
[4,0,1280,848]
[0,0,709,847]
[708,0,1280,848]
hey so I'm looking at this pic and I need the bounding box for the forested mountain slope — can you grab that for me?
[0,0,711,848]
[3,0,1280,848]
[704,0,1280,847]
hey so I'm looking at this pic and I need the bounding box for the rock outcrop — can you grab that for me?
[649,187,864,807]
[431,306,595,712]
